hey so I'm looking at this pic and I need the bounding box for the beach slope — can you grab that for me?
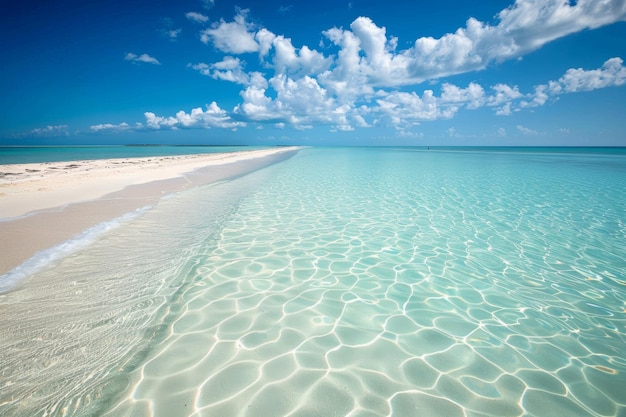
[0,147,300,276]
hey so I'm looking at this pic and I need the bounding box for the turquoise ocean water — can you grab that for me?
[0,147,625,416]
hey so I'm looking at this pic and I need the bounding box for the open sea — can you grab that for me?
[1,146,625,417]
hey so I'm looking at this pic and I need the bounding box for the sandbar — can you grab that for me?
[0,147,300,276]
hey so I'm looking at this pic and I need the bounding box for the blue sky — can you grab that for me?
[1,0,625,146]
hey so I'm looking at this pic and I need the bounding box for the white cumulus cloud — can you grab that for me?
[194,1,626,94]
[95,2,626,135]
[556,57,626,93]
[200,9,259,53]
[407,0,626,84]
[145,103,245,130]
[137,56,626,134]
[440,82,486,109]
[521,57,626,109]
[270,35,332,76]
[316,0,626,87]
[166,29,182,39]
[186,12,209,23]
[125,52,160,65]
[517,125,540,135]
[233,73,359,131]
[189,57,251,84]
[26,125,70,137]
[374,90,455,127]
[90,122,132,132]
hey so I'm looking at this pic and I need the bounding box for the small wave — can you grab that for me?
[0,205,152,293]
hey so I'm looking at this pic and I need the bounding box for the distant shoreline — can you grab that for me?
[123,143,252,147]
[1,144,623,166]
[0,144,276,165]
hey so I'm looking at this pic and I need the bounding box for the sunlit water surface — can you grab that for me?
[1,147,625,417]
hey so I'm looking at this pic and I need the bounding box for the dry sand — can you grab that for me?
[0,147,300,276]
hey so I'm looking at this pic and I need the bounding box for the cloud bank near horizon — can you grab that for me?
[89,56,625,134]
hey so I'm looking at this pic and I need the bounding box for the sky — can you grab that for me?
[1,0,626,146]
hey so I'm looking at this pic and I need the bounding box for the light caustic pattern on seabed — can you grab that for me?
[1,148,625,417]
[0,171,274,417]
[108,148,626,417]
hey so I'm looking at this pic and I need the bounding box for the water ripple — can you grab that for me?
[2,148,625,417]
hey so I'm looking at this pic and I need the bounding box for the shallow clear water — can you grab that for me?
[1,147,625,417]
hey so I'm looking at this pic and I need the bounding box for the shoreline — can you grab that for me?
[0,147,300,277]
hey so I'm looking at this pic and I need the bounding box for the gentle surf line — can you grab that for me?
[0,205,151,293]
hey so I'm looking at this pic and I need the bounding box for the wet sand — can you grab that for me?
[0,147,300,275]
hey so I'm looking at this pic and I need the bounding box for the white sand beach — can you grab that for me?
[0,147,300,275]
